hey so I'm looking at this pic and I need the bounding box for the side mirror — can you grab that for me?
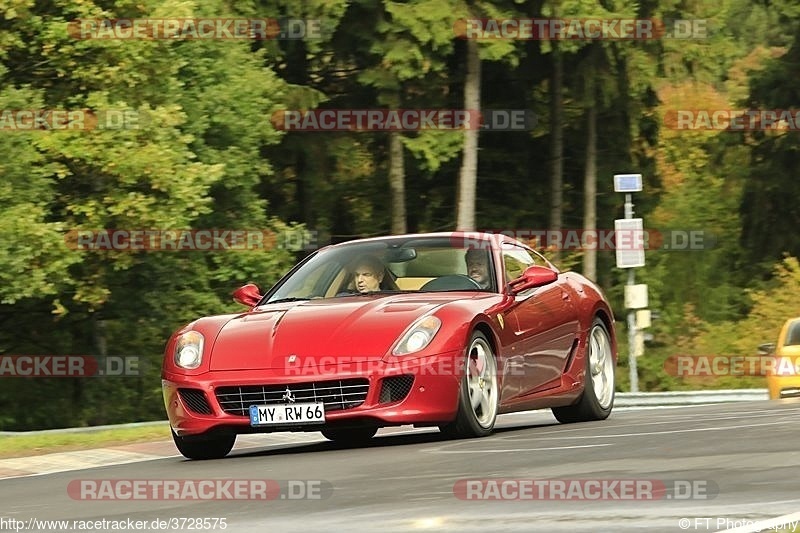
[758,342,776,355]
[233,283,262,307]
[508,265,558,294]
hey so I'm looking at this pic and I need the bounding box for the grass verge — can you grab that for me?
[0,424,171,459]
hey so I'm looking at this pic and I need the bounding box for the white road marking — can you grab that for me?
[423,443,612,454]
[494,409,798,440]
[532,420,789,440]
[501,409,794,434]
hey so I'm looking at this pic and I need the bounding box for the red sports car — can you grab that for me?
[162,232,617,459]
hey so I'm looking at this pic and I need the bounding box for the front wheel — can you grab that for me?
[440,331,499,438]
[552,317,615,423]
[171,429,236,460]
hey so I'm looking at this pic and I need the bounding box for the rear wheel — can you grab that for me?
[440,331,499,438]
[171,429,235,460]
[320,427,378,444]
[552,317,615,423]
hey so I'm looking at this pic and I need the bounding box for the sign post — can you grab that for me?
[614,174,645,393]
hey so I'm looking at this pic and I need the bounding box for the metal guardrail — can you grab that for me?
[0,390,770,435]
[615,389,769,406]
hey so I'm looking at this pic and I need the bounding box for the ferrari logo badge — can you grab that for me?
[282,387,296,403]
[497,315,504,329]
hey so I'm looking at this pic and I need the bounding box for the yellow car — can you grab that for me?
[761,317,800,399]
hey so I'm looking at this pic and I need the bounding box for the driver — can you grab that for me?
[347,255,399,293]
[465,249,491,289]
[353,255,384,293]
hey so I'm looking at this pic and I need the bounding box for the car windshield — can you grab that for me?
[785,320,800,346]
[264,236,495,303]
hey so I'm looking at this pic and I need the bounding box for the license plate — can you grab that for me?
[249,402,325,426]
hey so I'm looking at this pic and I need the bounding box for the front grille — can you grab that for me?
[379,375,414,404]
[216,379,370,417]
[178,388,213,415]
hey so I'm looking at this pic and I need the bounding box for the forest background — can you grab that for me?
[2,0,799,429]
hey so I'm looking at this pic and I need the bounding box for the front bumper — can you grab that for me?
[767,375,800,399]
[163,351,462,437]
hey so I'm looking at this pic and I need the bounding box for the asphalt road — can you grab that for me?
[2,400,799,533]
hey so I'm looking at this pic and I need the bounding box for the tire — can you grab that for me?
[171,429,236,460]
[439,331,499,438]
[552,317,615,423]
[320,427,378,444]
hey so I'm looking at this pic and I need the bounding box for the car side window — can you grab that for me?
[502,245,537,283]
[786,321,800,346]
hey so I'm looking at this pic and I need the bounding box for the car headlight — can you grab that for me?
[174,331,204,369]
[393,316,442,356]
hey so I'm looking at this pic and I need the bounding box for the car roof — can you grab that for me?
[325,231,523,250]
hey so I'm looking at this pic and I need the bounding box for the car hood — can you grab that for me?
[208,294,472,371]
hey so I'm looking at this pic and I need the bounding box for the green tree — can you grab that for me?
[0,0,296,429]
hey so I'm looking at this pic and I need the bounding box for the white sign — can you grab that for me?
[615,218,645,268]
[624,284,649,309]
[633,330,645,357]
[613,173,642,192]
[636,309,652,329]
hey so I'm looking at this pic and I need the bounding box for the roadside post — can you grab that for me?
[613,174,648,393]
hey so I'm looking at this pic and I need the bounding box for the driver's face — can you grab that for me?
[467,257,489,286]
[354,267,383,293]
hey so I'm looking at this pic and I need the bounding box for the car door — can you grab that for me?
[503,245,580,395]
